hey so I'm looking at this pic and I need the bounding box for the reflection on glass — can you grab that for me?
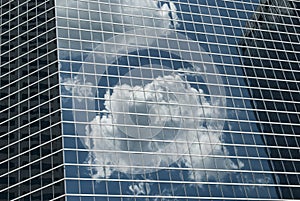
[55,0,295,199]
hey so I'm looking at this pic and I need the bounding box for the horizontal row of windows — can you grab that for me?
[54,0,298,20]
[60,132,300,147]
[59,107,299,124]
[61,147,299,161]
[56,48,300,71]
[54,22,299,46]
[62,176,300,188]
[57,76,299,95]
[56,61,299,91]
[61,120,298,137]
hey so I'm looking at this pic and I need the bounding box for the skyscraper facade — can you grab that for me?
[1,0,299,200]
[0,1,64,200]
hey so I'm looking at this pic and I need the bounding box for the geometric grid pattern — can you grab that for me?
[57,0,300,200]
[0,0,64,200]
[242,0,300,198]
[1,0,299,200]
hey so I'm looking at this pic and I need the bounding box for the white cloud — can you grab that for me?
[240,174,273,194]
[82,73,236,181]
[59,0,243,187]
[61,76,94,102]
[129,182,151,195]
[58,0,179,38]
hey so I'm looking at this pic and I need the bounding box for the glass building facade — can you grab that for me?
[0,1,64,200]
[1,0,299,200]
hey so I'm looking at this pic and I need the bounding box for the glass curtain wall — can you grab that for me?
[56,0,300,200]
[0,0,64,200]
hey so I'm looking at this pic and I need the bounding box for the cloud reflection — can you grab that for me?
[85,73,223,177]
[60,0,244,187]
[58,0,179,37]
